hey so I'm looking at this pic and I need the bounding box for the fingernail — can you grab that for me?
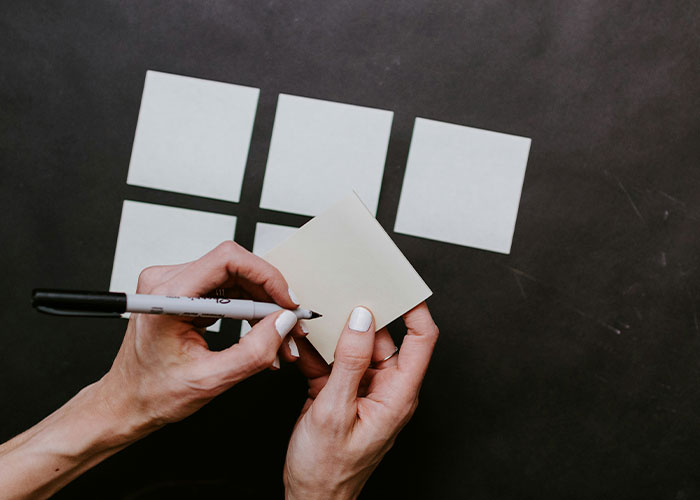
[272,355,280,369]
[275,310,298,338]
[300,321,309,334]
[288,287,299,305]
[288,337,299,357]
[349,306,372,332]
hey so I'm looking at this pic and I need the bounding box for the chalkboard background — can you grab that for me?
[2,1,700,498]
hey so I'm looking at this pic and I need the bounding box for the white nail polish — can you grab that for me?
[288,287,299,305]
[275,310,298,339]
[300,321,309,334]
[349,307,372,332]
[272,355,280,369]
[288,337,299,357]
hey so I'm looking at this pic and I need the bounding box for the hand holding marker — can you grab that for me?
[31,289,322,321]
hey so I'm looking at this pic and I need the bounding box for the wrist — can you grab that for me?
[285,487,357,500]
[284,475,363,500]
[90,372,162,445]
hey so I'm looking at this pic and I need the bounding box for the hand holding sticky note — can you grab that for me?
[264,193,432,363]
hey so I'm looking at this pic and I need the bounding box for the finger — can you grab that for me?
[199,309,297,385]
[156,241,298,309]
[293,336,331,380]
[239,319,284,372]
[278,336,300,363]
[318,306,375,406]
[296,320,310,337]
[397,302,439,392]
[371,328,398,368]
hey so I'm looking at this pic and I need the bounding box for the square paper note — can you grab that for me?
[251,222,299,257]
[260,94,393,216]
[264,193,432,363]
[110,200,237,331]
[127,70,259,202]
[395,118,531,254]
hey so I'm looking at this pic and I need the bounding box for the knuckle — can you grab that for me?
[136,266,163,292]
[216,240,241,256]
[335,348,369,372]
[250,257,277,279]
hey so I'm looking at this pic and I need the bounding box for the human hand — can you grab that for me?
[283,302,439,500]
[0,241,301,499]
[98,240,301,438]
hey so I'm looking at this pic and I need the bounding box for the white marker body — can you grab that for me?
[125,294,311,320]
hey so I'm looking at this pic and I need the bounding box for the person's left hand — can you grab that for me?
[283,303,439,500]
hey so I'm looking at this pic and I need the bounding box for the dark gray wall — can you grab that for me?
[2,1,700,498]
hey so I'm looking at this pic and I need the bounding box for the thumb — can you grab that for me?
[319,306,375,406]
[204,309,298,384]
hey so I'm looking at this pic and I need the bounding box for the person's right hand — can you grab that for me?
[99,240,301,438]
[0,241,301,500]
[283,302,439,500]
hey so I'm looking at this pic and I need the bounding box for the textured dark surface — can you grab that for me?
[2,1,700,498]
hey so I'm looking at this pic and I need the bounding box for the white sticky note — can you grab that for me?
[260,94,393,216]
[110,201,237,332]
[251,222,299,257]
[395,118,531,254]
[240,222,299,338]
[263,193,432,363]
[127,70,259,202]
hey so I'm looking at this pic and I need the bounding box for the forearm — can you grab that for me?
[0,376,154,500]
